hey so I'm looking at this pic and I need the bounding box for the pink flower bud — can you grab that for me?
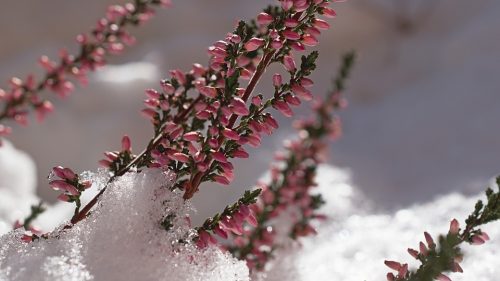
[322,7,337,18]
[273,100,293,117]
[231,98,250,116]
[419,241,428,256]
[257,13,273,25]
[284,18,299,28]
[472,235,485,245]
[302,34,319,46]
[291,83,313,100]
[313,19,330,30]
[161,81,175,95]
[213,175,230,185]
[200,86,218,98]
[273,73,283,87]
[222,128,240,141]
[449,219,460,235]
[384,261,402,271]
[246,213,258,227]
[283,30,301,41]
[232,148,249,158]
[145,89,161,99]
[214,225,228,239]
[183,132,200,142]
[283,55,296,72]
[281,0,293,10]
[245,38,265,52]
[121,135,131,151]
[271,39,284,50]
[264,114,279,129]
[407,248,419,259]
[212,151,228,163]
[284,94,301,106]
[171,152,190,163]
[424,232,435,248]
[290,42,305,52]
[436,274,452,281]
[252,96,262,106]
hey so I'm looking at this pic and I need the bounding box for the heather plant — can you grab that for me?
[1,1,499,281]
[384,185,500,281]
[0,0,171,143]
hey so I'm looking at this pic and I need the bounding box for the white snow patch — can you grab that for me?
[0,169,249,281]
[96,61,159,83]
[262,165,500,281]
[0,140,38,235]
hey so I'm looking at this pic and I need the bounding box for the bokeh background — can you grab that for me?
[1,0,500,222]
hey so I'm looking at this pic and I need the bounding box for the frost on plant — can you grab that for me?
[0,169,249,281]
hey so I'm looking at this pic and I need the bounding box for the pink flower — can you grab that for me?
[424,232,435,248]
[273,100,293,117]
[212,151,228,163]
[407,248,419,259]
[322,7,337,18]
[472,235,486,245]
[313,19,330,30]
[170,152,190,163]
[183,131,200,142]
[222,128,240,141]
[273,73,283,87]
[257,13,273,25]
[213,175,230,185]
[284,18,299,28]
[283,55,296,72]
[280,0,293,11]
[449,219,460,235]
[121,135,131,151]
[232,148,249,158]
[200,86,218,98]
[436,274,452,281]
[301,34,318,46]
[245,38,265,52]
[231,98,250,116]
[283,30,301,41]
[57,194,71,202]
[291,83,313,100]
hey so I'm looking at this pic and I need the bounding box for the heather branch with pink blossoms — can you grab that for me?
[195,52,355,271]
[384,182,500,281]
[59,0,340,228]
[0,0,171,143]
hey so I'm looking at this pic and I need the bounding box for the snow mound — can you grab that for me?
[262,165,500,281]
[0,140,38,235]
[0,169,249,281]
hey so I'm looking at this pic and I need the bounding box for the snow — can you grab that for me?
[0,144,499,280]
[0,140,38,234]
[261,165,500,281]
[0,169,249,281]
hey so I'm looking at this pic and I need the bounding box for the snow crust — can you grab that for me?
[0,169,249,281]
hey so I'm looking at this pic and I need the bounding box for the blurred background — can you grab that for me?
[1,0,500,223]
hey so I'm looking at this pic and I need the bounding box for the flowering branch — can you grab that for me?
[208,51,355,271]
[385,180,500,281]
[64,0,341,227]
[0,0,171,141]
[194,189,261,248]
